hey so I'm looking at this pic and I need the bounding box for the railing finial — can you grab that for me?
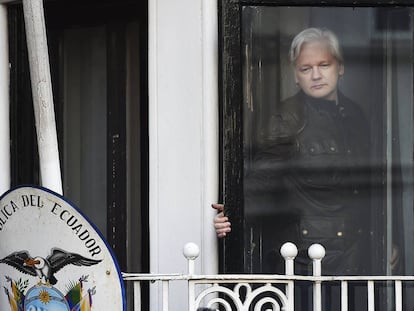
[308,243,325,261]
[183,242,199,275]
[280,242,298,276]
[308,243,325,277]
[280,242,298,260]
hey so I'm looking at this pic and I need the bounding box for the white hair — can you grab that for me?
[289,27,343,66]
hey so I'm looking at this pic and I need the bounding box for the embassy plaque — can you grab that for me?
[0,185,125,311]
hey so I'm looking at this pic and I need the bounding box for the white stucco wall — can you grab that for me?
[149,0,219,309]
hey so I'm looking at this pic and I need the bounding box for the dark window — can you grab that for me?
[9,1,148,309]
[220,1,414,309]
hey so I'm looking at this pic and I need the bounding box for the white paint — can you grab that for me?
[22,0,62,194]
[149,0,218,310]
[0,4,9,195]
[200,0,219,276]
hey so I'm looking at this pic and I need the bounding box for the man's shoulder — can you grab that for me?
[267,92,305,140]
[274,92,305,120]
[279,92,304,109]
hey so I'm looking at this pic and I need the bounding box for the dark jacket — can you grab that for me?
[245,91,371,275]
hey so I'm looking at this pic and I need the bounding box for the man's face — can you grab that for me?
[294,41,344,101]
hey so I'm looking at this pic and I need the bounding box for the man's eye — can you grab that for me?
[320,63,330,68]
[300,67,311,73]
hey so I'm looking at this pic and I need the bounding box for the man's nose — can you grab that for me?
[311,67,322,80]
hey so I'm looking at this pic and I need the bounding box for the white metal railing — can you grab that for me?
[122,242,414,311]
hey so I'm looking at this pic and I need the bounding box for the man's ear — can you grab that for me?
[339,64,344,76]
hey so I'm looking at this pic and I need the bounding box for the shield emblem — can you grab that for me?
[0,185,125,311]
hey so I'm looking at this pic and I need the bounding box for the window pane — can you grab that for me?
[63,27,108,236]
[241,6,413,287]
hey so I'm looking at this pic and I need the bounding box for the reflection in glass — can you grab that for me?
[241,6,413,309]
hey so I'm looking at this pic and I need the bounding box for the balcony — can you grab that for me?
[123,242,414,311]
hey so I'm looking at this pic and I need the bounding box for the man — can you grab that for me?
[213,27,371,275]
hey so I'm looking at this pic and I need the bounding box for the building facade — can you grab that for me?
[2,0,414,310]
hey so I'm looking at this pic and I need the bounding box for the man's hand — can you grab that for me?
[391,244,400,272]
[212,203,231,238]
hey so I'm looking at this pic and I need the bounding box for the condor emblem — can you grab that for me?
[0,186,125,311]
